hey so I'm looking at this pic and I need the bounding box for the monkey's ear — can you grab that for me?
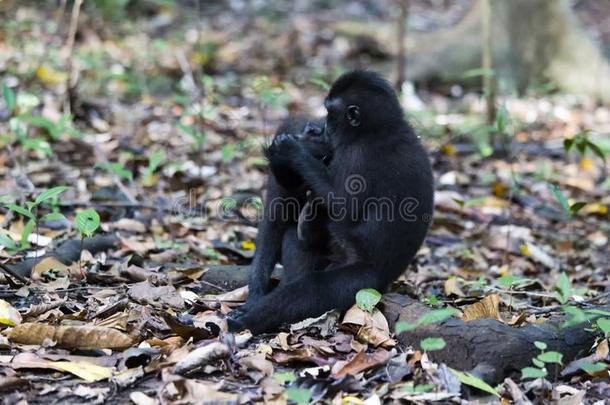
[346,105,361,127]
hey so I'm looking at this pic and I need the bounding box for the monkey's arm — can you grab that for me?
[266,136,335,202]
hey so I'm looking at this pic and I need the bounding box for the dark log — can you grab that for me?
[381,293,606,384]
[3,234,119,279]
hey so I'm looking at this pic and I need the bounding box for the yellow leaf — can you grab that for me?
[241,240,255,250]
[342,396,364,404]
[441,144,456,156]
[519,244,530,256]
[0,299,22,327]
[52,361,113,382]
[580,157,595,171]
[36,65,67,86]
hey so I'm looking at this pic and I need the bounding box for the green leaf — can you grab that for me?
[495,104,509,135]
[148,150,165,173]
[285,387,312,405]
[355,288,382,312]
[21,218,35,247]
[580,362,607,374]
[563,138,574,152]
[452,198,465,208]
[6,204,35,220]
[534,341,548,351]
[417,307,460,326]
[555,273,572,304]
[403,383,434,394]
[74,208,101,237]
[521,367,547,380]
[569,201,587,214]
[35,186,69,205]
[547,183,570,217]
[2,82,16,113]
[308,77,330,91]
[597,318,610,335]
[537,351,563,364]
[395,321,417,334]
[450,368,500,397]
[0,233,17,250]
[498,275,530,289]
[532,358,545,368]
[274,371,296,384]
[420,337,446,352]
[461,68,495,79]
[586,140,606,163]
[42,212,66,222]
[585,309,610,317]
[562,305,593,328]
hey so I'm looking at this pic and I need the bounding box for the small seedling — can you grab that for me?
[520,340,563,380]
[355,288,382,313]
[74,208,101,276]
[4,186,68,250]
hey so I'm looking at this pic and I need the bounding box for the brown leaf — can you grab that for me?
[444,276,465,297]
[461,294,501,321]
[31,257,80,280]
[332,349,390,377]
[7,323,133,350]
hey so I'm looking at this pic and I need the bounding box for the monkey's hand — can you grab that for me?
[266,133,306,168]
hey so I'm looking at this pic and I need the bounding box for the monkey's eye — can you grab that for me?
[345,105,361,127]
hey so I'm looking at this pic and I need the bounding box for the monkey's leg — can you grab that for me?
[231,264,381,333]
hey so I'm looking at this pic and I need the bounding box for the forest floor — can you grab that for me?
[0,2,609,404]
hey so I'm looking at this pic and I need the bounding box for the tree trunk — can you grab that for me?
[336,0,610,102]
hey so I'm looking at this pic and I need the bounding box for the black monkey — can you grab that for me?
[231,116,333,318]
[230,71,434,333]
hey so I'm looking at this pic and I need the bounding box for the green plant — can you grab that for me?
[285,387,312,404]
[3,186,68,251]
[141,150,165,184]
[564,130,606,164]
[395,307,460,334]
[419,337,446,352]
[96,162,133,182]
[520,340,563,380]
[355,288,382,313]
[178,123,205,152]
[74,208,101,275]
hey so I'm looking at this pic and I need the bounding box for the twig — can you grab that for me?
[528,292,610,315]
[395,0,409,90]
[0,262,28,285]
[64,0,83,114]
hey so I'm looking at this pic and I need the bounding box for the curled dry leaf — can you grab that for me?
[6,323,133,350]
[200,286,248,309]
[342,306,393,347]
[461,294,501,321]
[173,341,230,375]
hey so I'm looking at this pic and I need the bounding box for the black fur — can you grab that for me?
[229,71,434,333]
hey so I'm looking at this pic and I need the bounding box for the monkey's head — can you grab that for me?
[324,70,404,142]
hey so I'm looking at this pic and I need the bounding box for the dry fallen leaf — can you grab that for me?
[173,341,230,375]
[7,352,112,382]
[332,349,390,377]
[6,323,133,349]
[31,257,81,280]
[461,294,501,321]
[0,299,22,327]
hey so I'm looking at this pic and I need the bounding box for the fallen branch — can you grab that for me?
[381,293,607,384]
